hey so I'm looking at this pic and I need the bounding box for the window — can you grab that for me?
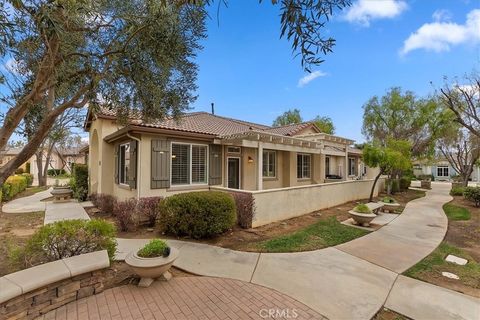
[262,150,276,177]
[348,157,356,176]
[171,143,207,185]
[325,157,330,176]
[119,143,130,185]
[437,166,449,177]
[227,146,241,154]
[297,154,311,179]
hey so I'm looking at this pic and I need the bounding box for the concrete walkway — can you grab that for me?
[44,201,90,225]
[1,188,52,213]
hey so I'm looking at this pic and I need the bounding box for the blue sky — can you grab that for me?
[191,0,480,142]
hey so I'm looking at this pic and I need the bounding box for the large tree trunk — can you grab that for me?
[369,170,384,202]
[36,150,47,187]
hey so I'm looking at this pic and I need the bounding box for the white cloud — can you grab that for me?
[344,0,408,26]
[297,70,327,88]
[400,9,480,55]
[432,9,452,22]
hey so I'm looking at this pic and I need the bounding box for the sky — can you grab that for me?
[190,0,480,142]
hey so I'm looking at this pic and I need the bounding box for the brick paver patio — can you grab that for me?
[38,276,325,320]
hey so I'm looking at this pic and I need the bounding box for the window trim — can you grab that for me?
[262,150,277,178]
[170,142,209,187]
[437,166,449,177]
[118,142,130,187]
[297,153,311,179]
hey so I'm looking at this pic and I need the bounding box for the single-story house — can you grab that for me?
[413,159,480,182]
[85,109,384,227]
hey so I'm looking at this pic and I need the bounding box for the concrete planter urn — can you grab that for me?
[421,180,431,189]
[125,247,179,287]
[348,211,376,226]
[50,186,73,203]
[379,197,400,213]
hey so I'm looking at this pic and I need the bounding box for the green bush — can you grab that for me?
[137,239,170,258]
[9,219,116,269]
[2,175,28,201]
[464,187,480,207]
[353,203,372,214]
[15,167,24,174]
[382,196,396,203]
[450,186,466,196]
[71,164,88,201]
[399,176,411,191]
[158,191,236,239]
[391,179,400,193]
[47,169,66,176]
[21,173,34,186]
[1,183,10,201]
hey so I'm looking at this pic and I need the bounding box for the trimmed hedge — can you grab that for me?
[70,164,88,201]
[450,186,466,196]
[21,173,34,186]
[158,191,236,239]
[464,187,480,207]
[1,175,28,202]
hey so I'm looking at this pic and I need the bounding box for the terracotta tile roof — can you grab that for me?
[264,122,318,136]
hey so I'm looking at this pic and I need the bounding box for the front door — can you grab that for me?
[227,158,240,189]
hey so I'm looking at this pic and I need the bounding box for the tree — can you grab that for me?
[362,140,412,202]
[273,109,302,126]
[362,87,449,159]
[0,0,350,185]
[440,74,480,138]
[438,126,480,186]
[313,115,335,134]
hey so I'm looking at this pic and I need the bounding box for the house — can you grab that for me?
[57,147,87,174]
[85,109,384,227]
[413,159,480,182]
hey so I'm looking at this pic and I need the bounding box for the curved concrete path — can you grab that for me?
[1,188,52,213]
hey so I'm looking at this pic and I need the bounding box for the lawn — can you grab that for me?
[254,216,369,253]
[404,242,480,291]
[443,203,471,221]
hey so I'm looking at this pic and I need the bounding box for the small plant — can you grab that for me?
[382,196,396,204]
[399,176,411,190]
[450,186,466,196]
[71,164,88,201]
[9,219,117,269]
[137,239,170,258]
[230,192,256,229]
[137,197,163,227]
[113,198,138,231]
[464,187,480,207]
[91,193,117,214]
[353,204,372,214]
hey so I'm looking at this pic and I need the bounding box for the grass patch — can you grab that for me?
[404,242,480,289]
[256,217,369,253]
[443,203,471,221]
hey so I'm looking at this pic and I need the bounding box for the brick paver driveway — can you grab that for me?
[39,276,325,320]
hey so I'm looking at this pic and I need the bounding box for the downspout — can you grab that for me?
[127,133,141,199]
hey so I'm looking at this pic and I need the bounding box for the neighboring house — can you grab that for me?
[85,109,383,226]
[57,147,87,174]
[0,148,29,171]
[413,159,480,182]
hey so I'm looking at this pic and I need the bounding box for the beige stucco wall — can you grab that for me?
[247,178,386,227]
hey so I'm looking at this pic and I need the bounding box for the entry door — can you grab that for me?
[227,158,240,189]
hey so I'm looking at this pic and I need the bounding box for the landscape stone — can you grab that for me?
[445,254,468,266]
[441,272,460,280]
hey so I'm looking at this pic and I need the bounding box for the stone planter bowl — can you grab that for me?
[348,210,376,227]
[379,201,400,213]
[125,247,179,287]
[50,187,73,203]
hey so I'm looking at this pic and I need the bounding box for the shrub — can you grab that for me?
[14,167,24,174]
[91,193,117,214]
[450,186,466,196]
[399,176,411,191]
[382,196,396,203]
[71,164,88,201]
[4,175,28,199]
[21,173,34,186]
[137,197,163,227]
[1,183,11,201]
[230,192,256,229]
[9,219,116,269]
[391,179,400,194]
[464,187,480,207]
[25,162,30,174]
[47,168,66,176]
[158,191,236,239]
[113,198,138,231]
[137,239,170,258]
[353,203,371,214]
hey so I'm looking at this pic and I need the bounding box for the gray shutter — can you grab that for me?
[151,139,170,189]
[114,144,119,184]
[128,140,138,189]
[209,144,222,185]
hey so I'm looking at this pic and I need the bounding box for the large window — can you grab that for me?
[297,154,311,179]
[263,150,276,177]
[348,157,356,176]
[171,143,207,185]
[325,157,330,176]
[119,143,130,185]
[437,166,449,177]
